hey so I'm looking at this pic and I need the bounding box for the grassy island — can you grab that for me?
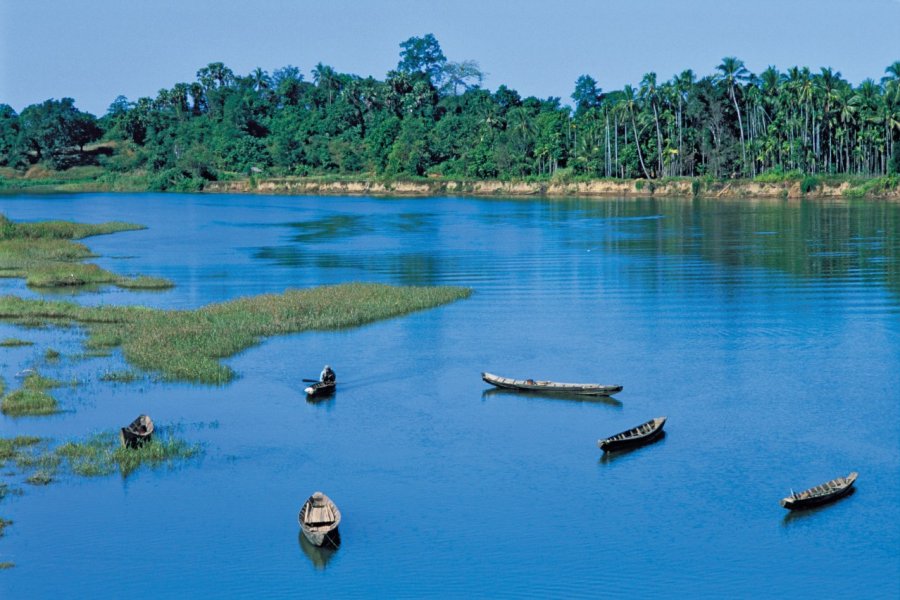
[0,283,471,384]
[0,215,174,289]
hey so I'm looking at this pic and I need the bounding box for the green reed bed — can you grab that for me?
[0,283,471,384]
[0,215,173,290]
[1,372,63,416]
[98,369,141,383]
[0,338,32,347]
[56,431,201,477]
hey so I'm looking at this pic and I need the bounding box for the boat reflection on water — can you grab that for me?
[599,431,666,464]
[298,531,339,569]
[480,387,623,408]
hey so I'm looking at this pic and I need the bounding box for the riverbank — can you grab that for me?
[2,167,899,200]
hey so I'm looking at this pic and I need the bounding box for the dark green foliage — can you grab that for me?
[800,176,820,194]
[2,35,898,184]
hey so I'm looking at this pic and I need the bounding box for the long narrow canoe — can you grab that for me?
[481,372,623,396]
[305,381,336,398]
[120,414,154,448]
[780,472,858,510]
[597,417,667,452]
[298,491,342,548]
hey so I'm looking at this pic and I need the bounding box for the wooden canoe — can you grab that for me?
[780,472,858,510]
[481,372,622,396]
[298,491,341,548]
[304,381,336,398]
[597,417,666,452]
[120,414,154,448]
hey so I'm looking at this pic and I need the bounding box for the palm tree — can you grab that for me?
[622,85,651,179]
[716,57,749,173]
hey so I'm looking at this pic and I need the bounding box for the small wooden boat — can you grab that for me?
[597,417,666,452]
[481,372,622,396]
[304,381,336,398]
[780,472,858,510]
[298,491,341,548]
[120,414,154,448]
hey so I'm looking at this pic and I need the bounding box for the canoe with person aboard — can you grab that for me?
[481,372,623,396]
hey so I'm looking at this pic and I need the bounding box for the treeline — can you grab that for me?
[1,34,898,190]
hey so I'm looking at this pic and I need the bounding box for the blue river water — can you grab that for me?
[0,193,898,598]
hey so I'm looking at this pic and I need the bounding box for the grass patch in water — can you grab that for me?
[57,431,201,477]
[44,348,61,360]
[99,370,141,383]
[25,471,52,485]
[1,390,59,416]
[0,436,42,463]
[0,518,11,537]
[1,371,63,416]
[0,214,172,290]
[115,276,175,290]
[0,562,14,569]
[0,338,32,347]
[0,283,471,384]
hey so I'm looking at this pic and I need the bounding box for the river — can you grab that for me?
[0,193,898,597]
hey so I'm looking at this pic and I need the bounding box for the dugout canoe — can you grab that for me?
[780,472,858,510]
[481,372,622,396]
[597,417,667,452]
[304,381,336,398]
[120,414,154,448]
[298,491,342,548]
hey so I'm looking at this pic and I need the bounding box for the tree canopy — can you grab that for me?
[1,35,898,189]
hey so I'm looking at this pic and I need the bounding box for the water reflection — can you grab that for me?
[297,531,338,570]
[480,387,623,408]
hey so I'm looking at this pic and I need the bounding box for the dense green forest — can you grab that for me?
[1,34,898,191]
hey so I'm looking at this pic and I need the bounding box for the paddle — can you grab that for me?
[302,378,320,383]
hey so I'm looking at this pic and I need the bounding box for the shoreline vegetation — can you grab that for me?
[1,35,897,199]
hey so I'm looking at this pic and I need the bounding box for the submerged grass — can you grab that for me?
[0,283,471,384]
[98,370,142,383]
[0,214,173,290]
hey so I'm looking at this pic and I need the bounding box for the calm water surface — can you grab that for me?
[0,193,898,598]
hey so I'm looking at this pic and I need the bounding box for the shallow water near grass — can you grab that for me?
[0,193,898,597]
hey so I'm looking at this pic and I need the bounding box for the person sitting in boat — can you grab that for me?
[320,365,336,384]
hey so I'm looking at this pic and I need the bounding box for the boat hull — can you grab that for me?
[598,417,667,453]
[481,372,622,396]
[781,473,858,510]
[301,526,341,548]
[305,381,336,398]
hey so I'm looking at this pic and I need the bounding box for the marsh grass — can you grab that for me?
[99,370,142,383]
[0,215,173,290]
[0,338,32,347]
[25,471,52,485]
[0,436,42,464]
[0,518,11,537]
[57,431,201,477]
[1,371,63,416]
[0,562,14,569]
[0,283,471,383]
[44,348,61,360]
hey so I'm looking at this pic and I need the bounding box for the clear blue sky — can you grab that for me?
[2,0,898,116]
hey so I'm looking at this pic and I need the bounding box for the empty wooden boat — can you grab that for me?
[298,491,341,548]
[780,472,858,510]
[120,414,154,448]
[304,381,336,398]
[481,372,622,396]
[597,417,666,452]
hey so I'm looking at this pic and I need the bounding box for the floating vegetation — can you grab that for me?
[0,436,42,463]
[0,562,13,569]
[44,348,61,360]
[0,215,173,290]
[0,338,32,347]
[98,369,142,383]
[56,431,201,477]
[0,283,471,384]
[1,372,63,416]
[0,518,11,537]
